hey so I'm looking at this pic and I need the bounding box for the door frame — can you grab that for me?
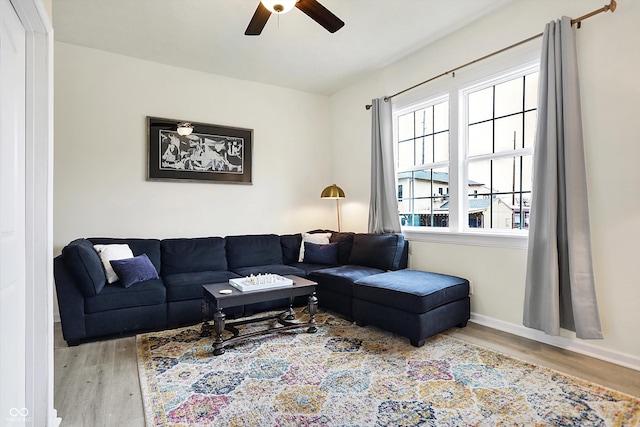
[8,0,57,425]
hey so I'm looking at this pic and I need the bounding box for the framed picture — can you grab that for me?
[147,116,253,184]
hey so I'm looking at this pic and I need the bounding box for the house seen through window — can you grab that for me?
[395,64,538,232]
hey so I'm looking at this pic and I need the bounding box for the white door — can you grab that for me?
[0,0,27,422]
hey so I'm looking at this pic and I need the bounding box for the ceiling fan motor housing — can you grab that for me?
[247,0,344,36]
[261,1,297,14]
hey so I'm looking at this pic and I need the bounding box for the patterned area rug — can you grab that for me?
[137,310,640,426]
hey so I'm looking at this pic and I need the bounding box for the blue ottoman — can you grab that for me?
[352,269,470,347]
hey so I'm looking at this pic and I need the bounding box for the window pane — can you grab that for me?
[468,156,533,230]
[418,136,433,165]
[494,200,514,229]
[494,114,523,153]
[494,77,523,117]
[493,157,517,199]
[434,132,449,162]
[468,160,491,197]
[414,107,433,137]
[521,155,533,192]
[468,121,493,156]
[468,160,491,228]
[434,101,449,132]
[398,113,414,141]
[524,110,537,148]
[468,87,493,124]
[525,72,539,111]
[398,140,413,169]
[397,168,449,228]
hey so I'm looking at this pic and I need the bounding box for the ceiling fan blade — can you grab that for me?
[295,0,345,33]
[245,2,271,36]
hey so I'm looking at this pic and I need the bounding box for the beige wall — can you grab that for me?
[330,0,640,363]
[54,42,335,255]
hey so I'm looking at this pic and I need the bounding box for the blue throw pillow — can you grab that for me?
[109,253,159,288]
[303,242,339,265]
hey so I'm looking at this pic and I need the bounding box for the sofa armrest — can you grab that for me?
[399,238,409,269]
[54,255,87,344]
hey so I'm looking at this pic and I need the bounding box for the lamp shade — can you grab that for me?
[321,184,345,199]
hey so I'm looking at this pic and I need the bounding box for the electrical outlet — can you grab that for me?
[468,281,474,295]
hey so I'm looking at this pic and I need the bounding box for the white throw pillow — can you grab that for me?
[93,244,134,284]
[298,232,331,262]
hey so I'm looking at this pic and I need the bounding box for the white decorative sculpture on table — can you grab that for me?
[229,273,293,292]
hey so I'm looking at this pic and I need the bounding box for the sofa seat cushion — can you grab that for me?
[164,271,241,302]
[161,237,227,275]
[353,269,469,314]
[309,265,384,297]
[84,278,165,314]
[232,264,306,278]
[287,262,336,276]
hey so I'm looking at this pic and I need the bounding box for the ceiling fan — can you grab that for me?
[245,0,345,36]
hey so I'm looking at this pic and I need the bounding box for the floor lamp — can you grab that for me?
[321,184,346,232]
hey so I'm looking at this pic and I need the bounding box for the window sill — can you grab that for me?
[402,227,529,250]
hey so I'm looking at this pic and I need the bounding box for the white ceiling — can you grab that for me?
[52,0,511,95]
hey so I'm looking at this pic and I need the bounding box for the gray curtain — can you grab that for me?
[368,97,401,234]
[523,17,602,339]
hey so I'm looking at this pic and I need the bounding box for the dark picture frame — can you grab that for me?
[147,116,253,184]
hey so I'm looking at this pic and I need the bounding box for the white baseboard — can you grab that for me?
[470,312,640,372]
[53,313,60,323]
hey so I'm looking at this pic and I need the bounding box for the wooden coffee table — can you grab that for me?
[201,275,318,355]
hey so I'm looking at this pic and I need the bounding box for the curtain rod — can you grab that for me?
[365,0,617,110]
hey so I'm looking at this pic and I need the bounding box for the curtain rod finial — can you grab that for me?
[608,0,617,13]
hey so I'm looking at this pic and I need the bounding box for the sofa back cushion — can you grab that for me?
[61,238,106,297]
[89,238,161,273]
[280,234,302,265]
[330,232,355,265]
[226,234,283,270]
[161,237,227,275]
[348,233,406,271]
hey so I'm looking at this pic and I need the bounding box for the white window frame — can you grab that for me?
[393,55,540,250]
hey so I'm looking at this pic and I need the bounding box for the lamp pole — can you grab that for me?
[321,184,346,232]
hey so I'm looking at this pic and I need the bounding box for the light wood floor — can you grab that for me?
[54,320,640,427]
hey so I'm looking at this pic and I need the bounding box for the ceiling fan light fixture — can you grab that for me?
[261,0,297,14]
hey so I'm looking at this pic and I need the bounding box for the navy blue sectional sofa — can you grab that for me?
[54,231,409,345]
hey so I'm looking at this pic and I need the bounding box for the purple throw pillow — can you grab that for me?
[109,253,159,288]
[303,242,339,265]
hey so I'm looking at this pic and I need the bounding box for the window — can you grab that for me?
[397,98,450,228]
[465,70,537,230]
[394,62,539,237]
